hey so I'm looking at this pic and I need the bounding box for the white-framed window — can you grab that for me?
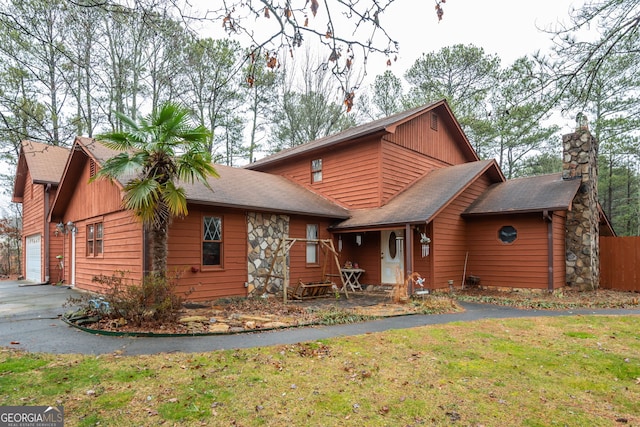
[306,224,319,264]
[311,158,322,183]
[203,216,223,266]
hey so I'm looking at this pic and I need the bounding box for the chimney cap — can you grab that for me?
[576,112,589,131]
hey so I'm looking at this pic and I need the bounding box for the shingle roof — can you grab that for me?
[76,136,119,164]
[463,173,581,216]
[332,160,498,230]
[246,99,478,169]
[20,140,70,184]
[182,164,350,218]
[78,137,349,219]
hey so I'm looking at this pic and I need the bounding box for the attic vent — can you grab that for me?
[430,113,438,131]
[89,159,96,178]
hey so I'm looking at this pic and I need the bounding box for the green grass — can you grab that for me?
[1,315,639,426]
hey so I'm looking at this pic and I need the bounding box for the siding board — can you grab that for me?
[260,138,382,209]
[600,236,640,291]
[466,213,551,289]
[385,109,469,165]
[431,177,492,288]
[73,209,143,293]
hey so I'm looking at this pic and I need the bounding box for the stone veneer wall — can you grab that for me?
[563,126,600,290]
[247,212,289,296]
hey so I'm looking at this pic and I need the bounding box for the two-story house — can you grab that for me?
[15,100,612,300]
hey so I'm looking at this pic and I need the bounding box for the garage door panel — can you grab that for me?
[26,234,42,282]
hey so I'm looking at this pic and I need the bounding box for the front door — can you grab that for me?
[381,229,404,284]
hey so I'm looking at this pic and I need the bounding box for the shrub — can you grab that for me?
[92,271,183,327]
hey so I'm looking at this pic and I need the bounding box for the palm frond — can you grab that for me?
[177,126,212,144]
[95,132,136,151]
[113,110,141,132]
[176,152,218,186]
[122,178,161,223]
[162,181,188,218]
[90,152,143,183]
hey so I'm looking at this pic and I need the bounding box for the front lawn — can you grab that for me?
[2,315,639,426]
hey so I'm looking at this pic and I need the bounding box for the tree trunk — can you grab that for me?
[150,223,168,276]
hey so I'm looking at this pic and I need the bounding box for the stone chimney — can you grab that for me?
[563,113,599,290]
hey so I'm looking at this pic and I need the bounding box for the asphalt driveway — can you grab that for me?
[1,280,639,356]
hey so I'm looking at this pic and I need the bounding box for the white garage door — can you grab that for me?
[25,234,42,282]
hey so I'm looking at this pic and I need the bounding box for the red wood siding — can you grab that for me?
[431,177,490,289]
[380,141,449,205]
[465,214,551,289]
[48,222,64,283]
[21,171,43,280]
[72,210,143,293]
[600,237,640,291]
[334,231,381,286]
[412,222,433,287]
[59,158,144,292]
[262,138,383,209]
[166,210,344,301]
[65,158,123,220]
[21,171,43,238]
[167,207,248,301]
[20,170,57,282]
[287,217,339,284]
[385,111,469,166]
[253,111,472,211]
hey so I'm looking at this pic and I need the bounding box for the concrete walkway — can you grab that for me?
[1,280,639,356]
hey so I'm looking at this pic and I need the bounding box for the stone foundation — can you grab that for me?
[247,212,289,296]
[563,126,599,290]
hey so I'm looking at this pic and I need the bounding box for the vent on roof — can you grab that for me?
[430,113,438,131]
[89,159,96,178]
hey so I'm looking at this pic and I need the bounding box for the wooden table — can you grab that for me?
[341,268,365,292]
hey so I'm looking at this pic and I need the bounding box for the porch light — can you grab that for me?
[355,234,362,246]
[66,221,76,233]
[56,222,65,235]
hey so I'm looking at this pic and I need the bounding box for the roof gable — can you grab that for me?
[49,137,113,219]
[12,141,70,201]
[51,136,349,220]
[332,160,503,230]
[246,99,478,170]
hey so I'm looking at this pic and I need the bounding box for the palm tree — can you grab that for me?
[93,102,218,276]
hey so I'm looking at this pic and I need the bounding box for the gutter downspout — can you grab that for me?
[544,210,553,293]
[44,184,51,283]
[405,223,413,295]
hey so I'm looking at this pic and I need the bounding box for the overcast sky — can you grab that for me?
[382,0,585,72]
[193,0,591,129]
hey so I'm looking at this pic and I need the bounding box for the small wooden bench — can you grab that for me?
[287,280,335,300]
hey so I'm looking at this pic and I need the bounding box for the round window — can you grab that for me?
[388,232,397,259]
[498,226,517,244]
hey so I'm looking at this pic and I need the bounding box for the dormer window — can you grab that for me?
[311,158,322,183]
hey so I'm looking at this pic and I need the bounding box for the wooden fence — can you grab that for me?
[600,237,640,292]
